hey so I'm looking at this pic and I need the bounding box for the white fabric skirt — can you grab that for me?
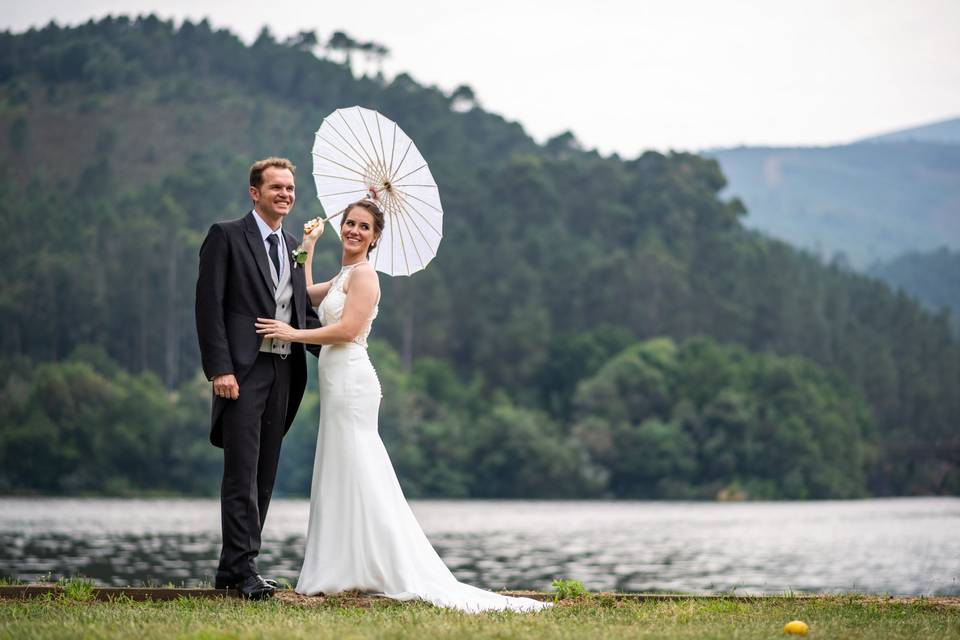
[296,343,549,613]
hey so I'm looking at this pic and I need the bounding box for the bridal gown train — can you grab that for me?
[296,264,549,613]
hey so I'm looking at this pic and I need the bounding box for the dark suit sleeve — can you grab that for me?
[304,302,322,357]
[196,223,234,379]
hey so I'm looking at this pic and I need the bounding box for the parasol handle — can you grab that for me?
[302,208,345,237]
[321,188,381,223]
[313,189,380,227]
[321,209,347,223]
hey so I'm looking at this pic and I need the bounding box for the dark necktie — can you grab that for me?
[267,234,281,277]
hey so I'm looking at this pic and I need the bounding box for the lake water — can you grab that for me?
[1,497,957,595]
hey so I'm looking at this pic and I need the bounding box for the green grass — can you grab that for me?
[0,594,957,639]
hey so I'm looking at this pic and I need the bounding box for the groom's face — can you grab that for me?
[251,167,296,222]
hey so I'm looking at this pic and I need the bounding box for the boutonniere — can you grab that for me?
[291,246,308,268]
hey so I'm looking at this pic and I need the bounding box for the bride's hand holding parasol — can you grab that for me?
[300,217,327,296]
[301,217,325,251]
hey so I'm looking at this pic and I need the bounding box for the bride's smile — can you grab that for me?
[340,208,378,259]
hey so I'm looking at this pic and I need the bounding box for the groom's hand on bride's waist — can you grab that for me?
[212,374,239,400]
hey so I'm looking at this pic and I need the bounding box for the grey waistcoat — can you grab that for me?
[260,250,294,356]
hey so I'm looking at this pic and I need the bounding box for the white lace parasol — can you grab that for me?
[311,106,443,276]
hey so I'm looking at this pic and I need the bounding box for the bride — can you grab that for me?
[255,199,549,613]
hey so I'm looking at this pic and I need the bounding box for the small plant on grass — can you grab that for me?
[58,577,96,602]
[551,578,588,601]
[593,593,618,608]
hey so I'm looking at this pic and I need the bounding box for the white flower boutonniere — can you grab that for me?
[291,246,308,268]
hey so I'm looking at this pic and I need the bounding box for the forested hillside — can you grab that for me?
[1,17,957,498]
[869,247,960,335]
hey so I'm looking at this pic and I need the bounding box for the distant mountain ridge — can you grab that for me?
[858,116,960,145]
[708,117,960,269]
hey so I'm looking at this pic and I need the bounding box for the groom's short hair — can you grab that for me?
[250,157,296,188]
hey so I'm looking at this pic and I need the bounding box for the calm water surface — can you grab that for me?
[1,497,957,595]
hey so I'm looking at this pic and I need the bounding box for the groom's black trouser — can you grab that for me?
[216,351,291,584]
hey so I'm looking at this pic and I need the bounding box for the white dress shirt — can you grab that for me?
[252,209,286,279]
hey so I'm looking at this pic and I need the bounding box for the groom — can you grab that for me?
[195,157,320,599]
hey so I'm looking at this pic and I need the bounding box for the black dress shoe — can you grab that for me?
[236,574,275,600]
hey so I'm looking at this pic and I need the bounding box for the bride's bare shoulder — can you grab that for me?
[345,263,379,293]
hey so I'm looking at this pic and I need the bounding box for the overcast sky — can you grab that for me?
[5,1,960,155]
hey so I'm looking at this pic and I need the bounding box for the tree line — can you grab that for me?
[0,335,882,498]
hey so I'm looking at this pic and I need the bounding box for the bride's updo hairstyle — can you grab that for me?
[342,199,386,256]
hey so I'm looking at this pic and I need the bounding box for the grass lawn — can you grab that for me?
[1,591,958,639]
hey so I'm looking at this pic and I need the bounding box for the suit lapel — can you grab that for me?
[243,212,276,298]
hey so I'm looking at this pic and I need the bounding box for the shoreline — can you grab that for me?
[2,585,958,607]
[3,494,958,502]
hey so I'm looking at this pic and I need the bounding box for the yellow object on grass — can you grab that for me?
[783,619,809,635]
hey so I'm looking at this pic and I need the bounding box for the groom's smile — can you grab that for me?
[251,166,296,228]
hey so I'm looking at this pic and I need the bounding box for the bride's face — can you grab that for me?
[341,208,377,255]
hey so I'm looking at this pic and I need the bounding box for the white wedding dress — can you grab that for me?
[296,264,549,613]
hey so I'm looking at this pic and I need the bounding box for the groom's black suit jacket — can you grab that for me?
[195,211,321,448]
